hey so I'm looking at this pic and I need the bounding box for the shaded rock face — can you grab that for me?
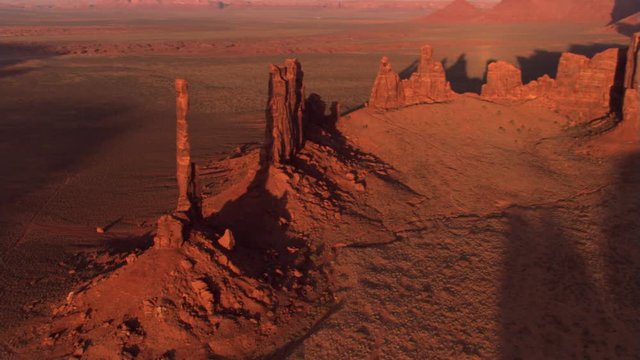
[623,33,640,125]
[402,45,453,105]
[554,49,623,123]
[624,33,640,89]
[368,56,404,111]
[265,59,305,164]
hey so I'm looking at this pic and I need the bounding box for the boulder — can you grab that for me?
[218,229,236,251]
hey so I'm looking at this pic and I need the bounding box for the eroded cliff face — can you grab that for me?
[265,59,305,164]
[481,60,555,101]
[481,61,525,100]
[554,48,623,124]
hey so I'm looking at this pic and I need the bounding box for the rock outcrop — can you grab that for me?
[481,61,554,101]
[154,213,188,248]
[265,59,305,164]
[176,79,193,213]
[480,48,625,124]
[402,45,453,105]
[369,45,453,111]
[481,61,524,99]
[554,49,622,123]
[623,33,640,125]
[155,79,201,248]
[368,56,404,111]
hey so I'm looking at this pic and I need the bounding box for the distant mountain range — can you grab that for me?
[0,0,497,10]
[423,0,640,24]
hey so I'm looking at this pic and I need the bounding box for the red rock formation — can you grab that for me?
[554,49,622,123]
[368,56,404,111]
[265,59,305,164]
[175,79,192,213]
[481,61,554,101]
[154,213,187,248]
[521,74,556,99]
[481,61,524,99]
[623,33,640,126]
[402,45,453,105]
[625,33,640,89]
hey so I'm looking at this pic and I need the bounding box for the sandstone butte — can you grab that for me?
[7,34,640,360]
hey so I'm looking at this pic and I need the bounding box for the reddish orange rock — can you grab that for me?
[265,59,305,164]
[368,56,404,111]
[402,45,453,105]
[521,74,555,99]
[175,79,191,212]
[481,61,524,99]
[154,214,187,248]
[554,49,622,123]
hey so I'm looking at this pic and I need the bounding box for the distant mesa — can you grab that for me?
[420,0,486,23]
[421,0,640,24]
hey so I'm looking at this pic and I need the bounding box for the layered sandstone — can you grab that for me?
[265,59,305,164]
[481,61,554,101]
[554,49,622,123]
[368,56,404,111]
[402,45,453,105]
[481,61,524,99]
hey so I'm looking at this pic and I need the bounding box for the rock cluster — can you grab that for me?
[368,45,453,111]
[265,59,305,164]
[480,46,632,125]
